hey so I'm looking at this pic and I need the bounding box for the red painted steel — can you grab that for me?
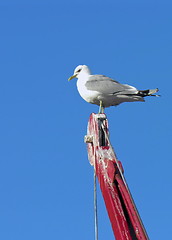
[85,113,149,240]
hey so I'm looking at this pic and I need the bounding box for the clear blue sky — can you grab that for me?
[0,1,171,239]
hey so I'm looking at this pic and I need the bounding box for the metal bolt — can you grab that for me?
[84,135,93,143]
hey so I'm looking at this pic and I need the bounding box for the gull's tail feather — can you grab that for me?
[138,88,160,97]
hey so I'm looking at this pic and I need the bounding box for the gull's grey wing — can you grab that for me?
[85,75,138,95]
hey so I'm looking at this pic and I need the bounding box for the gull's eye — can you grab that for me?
[77,69,81,73]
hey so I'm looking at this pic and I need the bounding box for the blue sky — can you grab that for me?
[0,1,171,239]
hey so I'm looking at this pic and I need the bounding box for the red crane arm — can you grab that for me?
[85,113,149,240]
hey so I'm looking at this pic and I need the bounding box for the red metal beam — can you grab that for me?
[85,113,149,240]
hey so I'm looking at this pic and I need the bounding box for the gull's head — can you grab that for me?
[68,65,91,81]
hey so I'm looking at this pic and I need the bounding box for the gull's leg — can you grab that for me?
[99,101,104,113]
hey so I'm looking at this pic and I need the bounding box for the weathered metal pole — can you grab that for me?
[85,113,149,240]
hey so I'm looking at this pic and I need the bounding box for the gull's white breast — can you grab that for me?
[76,77,99,104]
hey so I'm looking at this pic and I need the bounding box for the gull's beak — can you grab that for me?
[68,74,77,81]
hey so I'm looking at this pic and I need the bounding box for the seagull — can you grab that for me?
[68,65,159,113]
